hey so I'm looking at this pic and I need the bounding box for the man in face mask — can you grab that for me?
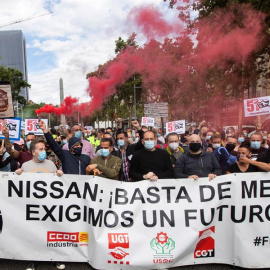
[114,131,143,181]
[62,125,95,160]
[250,133,267,160]
[3,123,35,167]
[174,134,221,180]
[165,133,184,167]
[212,134,237,174]
[15,140,63,175]
[39,121,90,175]
[14,139,64,270]
[129,131,174,181]
[86,138,122,180]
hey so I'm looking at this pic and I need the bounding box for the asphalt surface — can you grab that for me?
[0,260,261,270]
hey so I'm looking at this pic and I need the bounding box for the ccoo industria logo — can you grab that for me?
[0,210,3,234]
[47,231,89,248]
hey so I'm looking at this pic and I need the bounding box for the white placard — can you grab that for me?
[25,119,48,135]
[141,117,155,127]
[166,119,186,134]
[244,96,270,117]
[144,103,168,117]
[0,118,21,140]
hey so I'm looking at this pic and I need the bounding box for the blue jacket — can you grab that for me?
[45,132,90,175]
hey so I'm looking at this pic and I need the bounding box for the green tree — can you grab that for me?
[0,66,30,106]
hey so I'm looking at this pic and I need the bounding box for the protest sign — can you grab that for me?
[166,120,186,134]
[244,96,270,117]
[0,173,270,269]
[25,119,48,135]
[142,117,155,127]
[0,82,15,118]
[0,118,21,140]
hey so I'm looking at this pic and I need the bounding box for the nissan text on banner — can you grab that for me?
[0,172,270,269]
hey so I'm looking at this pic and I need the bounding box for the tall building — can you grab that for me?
[0,30,29,100]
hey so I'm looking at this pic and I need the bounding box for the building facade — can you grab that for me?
[0,30,29,100]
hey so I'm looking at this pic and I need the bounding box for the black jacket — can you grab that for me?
[174,151,221,178]
[45,132,90,175]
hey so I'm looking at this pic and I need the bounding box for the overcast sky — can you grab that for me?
[0,0,178,105]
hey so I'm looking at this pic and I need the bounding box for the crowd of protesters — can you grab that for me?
[0,118,270,270]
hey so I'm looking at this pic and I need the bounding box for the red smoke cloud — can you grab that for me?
[36,3,267,120]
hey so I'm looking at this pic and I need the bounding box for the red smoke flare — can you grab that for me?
[36,3,267,120]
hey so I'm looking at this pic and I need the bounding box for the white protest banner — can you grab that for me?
[244,96,270,117]
[141,117,155,127]
[166,119,186,134]
[1,173,270,269]
[0,118,21,140]
[0,82,15,118]
[25,119,48,135]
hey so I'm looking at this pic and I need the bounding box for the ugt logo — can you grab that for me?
[150,232,175,254]
[194,226,215,258]
[108,233,130,265]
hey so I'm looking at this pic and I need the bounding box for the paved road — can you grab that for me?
[0,260,260,270]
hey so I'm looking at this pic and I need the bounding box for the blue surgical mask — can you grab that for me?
[74,131,82,139]
[117,140,125,147]
[238,137,245,143]
[251,141,261,150]
[62,139,67,145]
[263,136,267,140]
[206,135,211,140]
[144,141,156,150]
[27,141,32,150]
[101,149,110,157]
[37,151,46,161]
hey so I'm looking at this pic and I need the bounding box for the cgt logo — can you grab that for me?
[194,226,215,258]
[108,233,130,265]
[47,231,88,243]
[0,210,3,234]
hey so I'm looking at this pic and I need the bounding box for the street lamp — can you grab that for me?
[128,95,133,127]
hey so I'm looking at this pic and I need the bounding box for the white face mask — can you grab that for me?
[169,142,179,151]
[212,143,221,149]
[264,144,269,149]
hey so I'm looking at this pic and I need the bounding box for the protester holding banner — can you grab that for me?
[39,121,90,175]
[129,130,174,181]
[174,134,221,180]
[14,138,65,270]
[86,138,122,180]
[226,142,260,173]
[62,124,95,159]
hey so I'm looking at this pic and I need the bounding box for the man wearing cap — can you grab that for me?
[39,121,90,175]
[62,124,95,159]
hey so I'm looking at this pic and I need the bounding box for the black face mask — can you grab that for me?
[226,144,235,152]
[189,143,201,152]
[73,147,82,156]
